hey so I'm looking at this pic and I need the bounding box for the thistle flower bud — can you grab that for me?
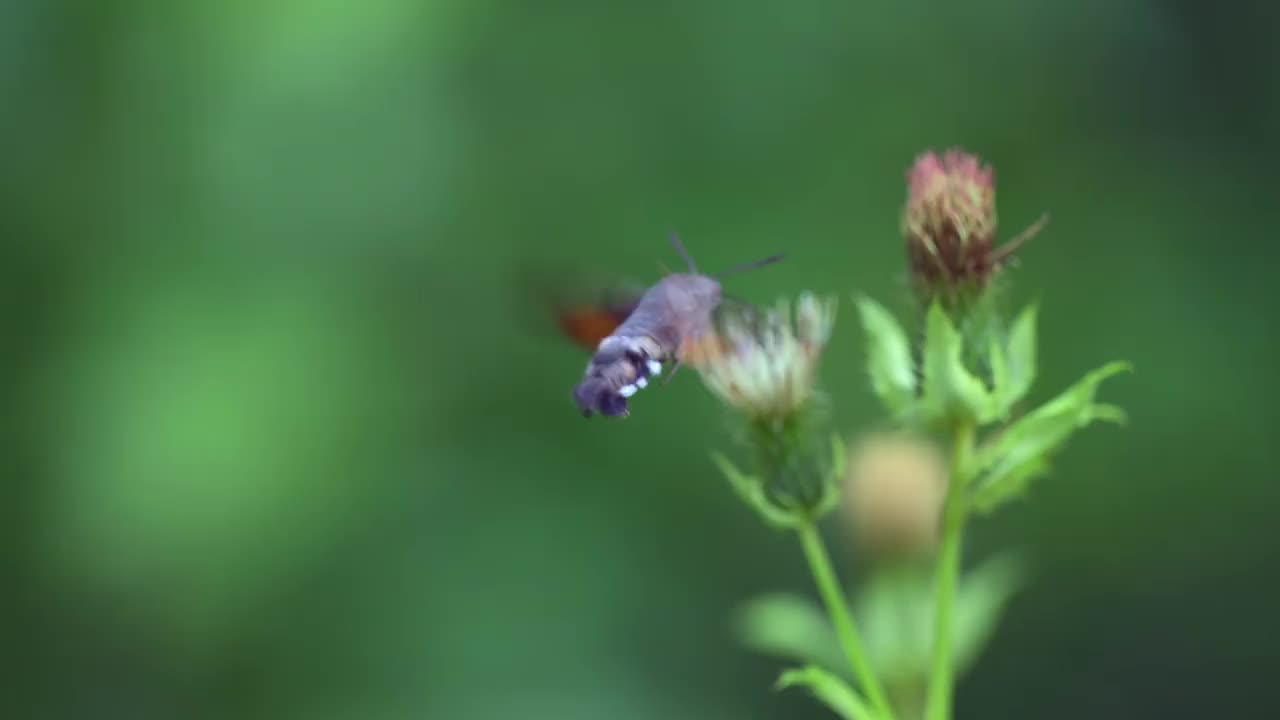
[694,293,840,519]
[684,292,837,422]
[901,149,1046,307]
[842,432,948,561]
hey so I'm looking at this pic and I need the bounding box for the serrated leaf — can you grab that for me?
[922,302,995,425]
[735,593,847,676]
[972,454,1052,511]
[988,336,1009,418]
[993,303,1038,415]
[854,296,917,417]
[711,452,800,529]
[776,665,877,720]
[971,361,1131,513]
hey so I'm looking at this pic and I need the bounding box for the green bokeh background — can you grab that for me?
[5,1,1277,718]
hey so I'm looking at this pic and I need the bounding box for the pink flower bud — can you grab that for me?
[902,149,1003,296]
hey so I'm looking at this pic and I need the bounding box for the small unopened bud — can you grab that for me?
[842,432,948,561]
[901,149,1046,309]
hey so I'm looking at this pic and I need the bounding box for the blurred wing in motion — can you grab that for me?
[677,295,763,370]
[513,262,646,353]
[554,298,638,351]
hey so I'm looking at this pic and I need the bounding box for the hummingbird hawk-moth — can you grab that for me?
[558,234,783,418]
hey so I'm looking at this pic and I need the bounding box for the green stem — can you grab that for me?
[797,521,896,720]
[924,421,975,720]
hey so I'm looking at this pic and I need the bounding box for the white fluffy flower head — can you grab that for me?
[684,292,837,420]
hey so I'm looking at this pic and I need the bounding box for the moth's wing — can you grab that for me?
[554,287,643,351]
[676,296,765,369]
[714,295,768,326]
[513,261,645,353]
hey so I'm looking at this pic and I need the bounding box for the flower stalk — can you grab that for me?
[924,421,974,720]
[797,521,897,720]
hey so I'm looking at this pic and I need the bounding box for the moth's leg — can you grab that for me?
[665,337,701,386]
[661,360,681,386]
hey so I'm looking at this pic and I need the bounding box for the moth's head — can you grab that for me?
[653,273,722,322]
[683,273,722,307]
[663,233,782,305]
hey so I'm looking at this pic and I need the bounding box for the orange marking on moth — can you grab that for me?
[557,307,627,350]
[677,331,731,369]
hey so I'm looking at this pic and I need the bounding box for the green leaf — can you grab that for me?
[854,296,917,417]
[972,454,1052,511]
[952,553,1025,673]
[991,303,1037,417]
[734,593,847,676]
[852,555,1024,686]
[971,361,1132,513]
[853,566,934,685]
[776,665,878,720]
[922,301,995,425]
[711,452,800,529]
[988,336,1009,417]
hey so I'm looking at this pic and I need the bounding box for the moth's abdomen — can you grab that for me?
[573,336,665,418]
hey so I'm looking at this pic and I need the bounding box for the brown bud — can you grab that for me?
[902,149,998,290]
[842,432,948,562]
[901,149,1045,304]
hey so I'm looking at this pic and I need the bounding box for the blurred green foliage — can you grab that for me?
[737,554,1022,716]
[4,1,1278,718]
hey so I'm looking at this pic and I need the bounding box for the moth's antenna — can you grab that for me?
[716,253,786,279]
[669,232,697,273]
